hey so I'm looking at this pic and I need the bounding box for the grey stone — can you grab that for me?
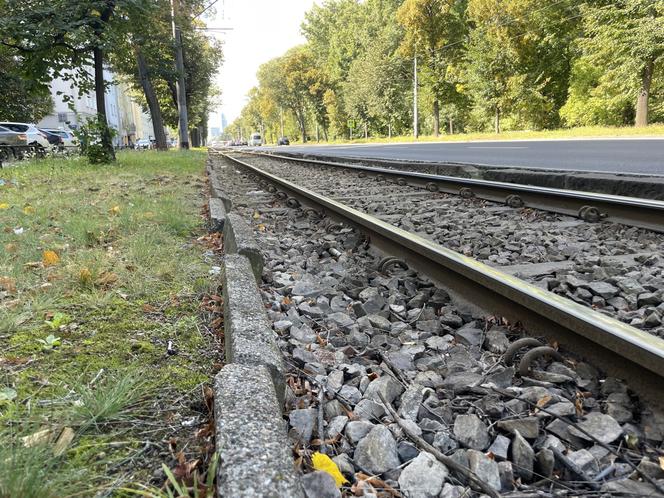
[364,375,405,405]
[467,449,501,491]
[442,371,483,391]
[569,411,623,444]
[487,435,510,461]
[453,414,491,450]
[299,302,325,319]
[484,328,510,353]
[292,280,323,298]
[601,478,660,496]
[291,324,317,344]
[432,431,458,453]
[398,452,449,498]
[326,312,355,330]
[273,320,292,333]
[398,440,420,463]
[498,461,515,491]
[354,399,386,420]
[398,384,424,422]
[223,213,263,280]
[324,400,346,419]
[214,364,304,497]
[511,430,534,481]
[536,448,555,478]
[439,484,467,498]
[454,328,483,348]
[617,278,646,295]
[223,255,286,403]
[497,417,539,439]
[332,453,355,477]
[302,471,341,498]
[338,385,362,405]
[354,425,400,474]
[586,281,619,299]
[366,314,391,331]
[326,415,348,439]
[567,449,599,474]
[289,408,317,442]
[345,420,375,444]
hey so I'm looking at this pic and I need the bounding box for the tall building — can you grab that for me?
[221,113,228,132]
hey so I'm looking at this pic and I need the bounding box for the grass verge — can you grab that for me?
[280,123,664,146]
[0,150,222,496]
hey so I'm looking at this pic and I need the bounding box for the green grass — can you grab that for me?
[0,150,220,496]
[283,123,664,146]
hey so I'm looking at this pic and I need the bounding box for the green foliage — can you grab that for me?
[37,334,62,351]
[74,116,117,164]
[231,0,662,137]
[0,47,54,122]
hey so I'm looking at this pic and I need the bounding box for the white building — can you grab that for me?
[38,70,155,147]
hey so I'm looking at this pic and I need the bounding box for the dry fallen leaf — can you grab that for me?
[22,428,53,447]
[22,205,35,215]
[96,271,118,288]
[42,250,60,267]
[536,394,552,408]
[109,205,121,215]
[0,203,9,210]
[4,243,17,253]
[53,427,75,456]
[0,276,16,293]
[659,456,664,471]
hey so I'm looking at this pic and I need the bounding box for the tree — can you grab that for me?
[576,0,663,127]
[397,0,466,136]
[0,47,53,122]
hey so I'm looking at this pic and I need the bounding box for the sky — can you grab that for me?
[206,0,319,133]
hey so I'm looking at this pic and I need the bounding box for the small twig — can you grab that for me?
[89,368,105,387]
[317,388,326,455]
[377,391,501,498]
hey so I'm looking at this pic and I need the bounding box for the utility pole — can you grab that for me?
[413,55,418,139]
[170,0,189,149]
[280,107,284,137]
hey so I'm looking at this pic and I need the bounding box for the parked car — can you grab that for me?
[39,128,64,150]
[247,133,262,147]
[0,122,50,153]
[42,128,79,152]
[277,136,290,146]
[0,125,29,162]
[135,139,151,150]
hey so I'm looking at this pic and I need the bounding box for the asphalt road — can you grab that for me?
[264,138,664,175]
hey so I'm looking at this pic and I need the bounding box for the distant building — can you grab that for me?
[210,127,221,138]
[221,113,228,132]
[38,70,155,147]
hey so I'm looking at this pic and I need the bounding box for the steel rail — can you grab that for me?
[223,152,664,407]
[239,149,664,233]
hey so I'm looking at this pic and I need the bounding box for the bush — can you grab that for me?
[74,115,116,164]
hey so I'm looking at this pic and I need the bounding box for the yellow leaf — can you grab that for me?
[42,250,60,267]
[253,211,260,219]
[23,205,35,215]
[0,203,9,209]
[79,268,93,285]
[311,451,348,488]
[109,205,121,215]
[536,395,552,408]
[659,456,664,471]
[257,224,266,231]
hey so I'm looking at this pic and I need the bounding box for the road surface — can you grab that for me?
[264,138,664,175]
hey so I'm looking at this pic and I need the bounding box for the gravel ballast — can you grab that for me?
[211,152,664,497]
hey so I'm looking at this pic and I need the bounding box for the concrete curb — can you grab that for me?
[268,150,664,200]
[208,197,226,232]
[222,253,285,404]
[223,212,264,280]
[215,363,305,498]
[207,154,302,496]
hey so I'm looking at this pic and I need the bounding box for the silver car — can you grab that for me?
[0,122,51,152]
[0,125,29,162]
[42,128,79,152]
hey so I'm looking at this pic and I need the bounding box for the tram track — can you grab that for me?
[221,150,664,407]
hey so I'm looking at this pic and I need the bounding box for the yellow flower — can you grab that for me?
[42,250,60,267]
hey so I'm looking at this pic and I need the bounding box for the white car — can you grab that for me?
[135,139,151,149]
[0,122,50,152]
[42,129,79,152]
[247,133,262,147]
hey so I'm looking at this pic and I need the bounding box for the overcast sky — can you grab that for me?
[207,0,319,132]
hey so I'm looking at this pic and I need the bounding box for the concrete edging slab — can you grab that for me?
[215,363,305,498]
[223,212,264,280]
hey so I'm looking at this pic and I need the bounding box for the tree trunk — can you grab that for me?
[364,122,368,139]
[635,59,654,127]
[135,47,168,150]
[494,107,501,134]
[449,118,453,135]
[433,100,440,137]
[93,46,116,162]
